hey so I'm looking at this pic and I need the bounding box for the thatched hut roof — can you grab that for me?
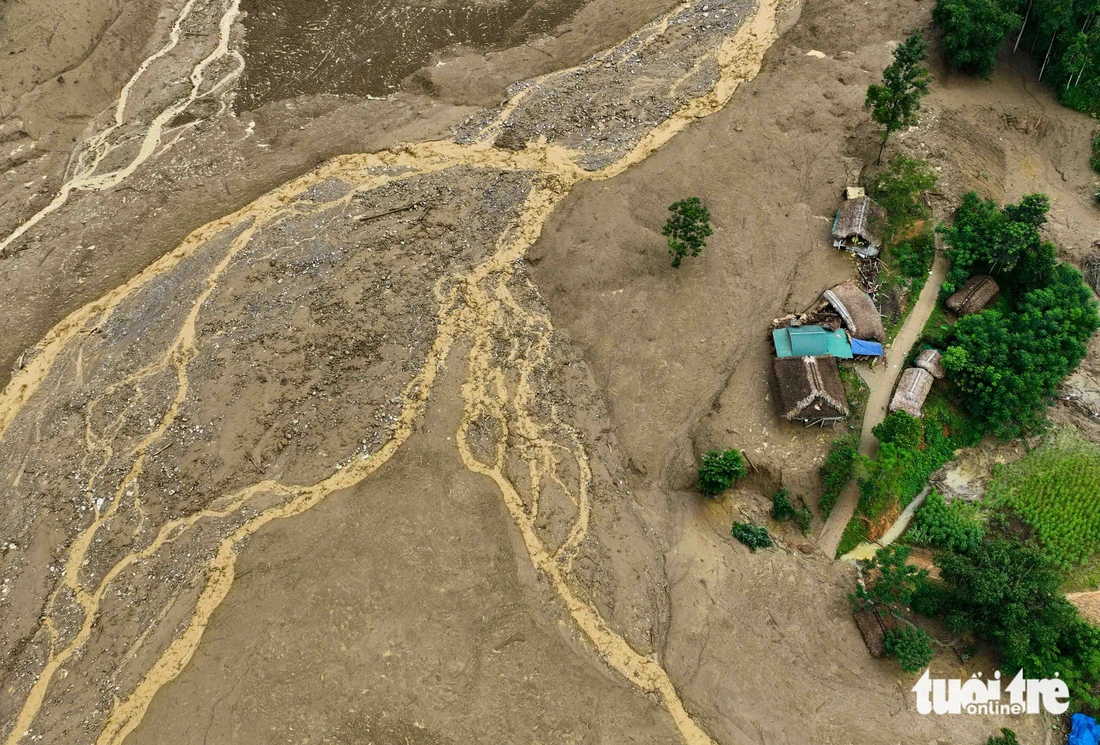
[773,356,850,422]
[822,280,886,342]
[946,275,999,316]
[832,196,886,254]
[915,348,945,379]
[889,367,933,418]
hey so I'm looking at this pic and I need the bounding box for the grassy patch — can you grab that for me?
[878,227,935,344]
[837,518,870,557]
[839,363,870,434]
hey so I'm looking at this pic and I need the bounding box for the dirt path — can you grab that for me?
[817,241,948,557]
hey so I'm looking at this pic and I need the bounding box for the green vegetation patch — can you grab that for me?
[698,448,746,497]
[908,490,984,554]
[731,522,773,551]
[1093,132,1100,174]
[988,430,1100,570]
[819,434,859,518]
[885,626,936,673]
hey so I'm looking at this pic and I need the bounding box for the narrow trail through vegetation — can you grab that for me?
[818,243,948,557]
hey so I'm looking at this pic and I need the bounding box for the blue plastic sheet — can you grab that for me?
[850,338,884,357]
[1070,713,1100,745]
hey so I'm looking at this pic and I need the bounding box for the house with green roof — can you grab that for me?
[771,325,852,359]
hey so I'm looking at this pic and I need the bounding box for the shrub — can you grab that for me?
[663,197,713,268]
[884,626,936,673]
[890,230,936,281]
[772,487,812,534]
[731,522,773,551]
[698,448,746,497]
[985,729,1019,745]
[771,487,796,521]
[1092,133,1100,174]
[794,505,812,534]
[908,491,984,554]
[819,435,859,517]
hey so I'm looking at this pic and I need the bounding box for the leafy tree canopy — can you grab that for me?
[932,0,1020,77]
[934,540,1100,706]
[663,197,713,268]
[938,191,1050,293]
[943,263,1099,436]
[865,32,932,162]
[698,448,746,496]
[884,626,936,672]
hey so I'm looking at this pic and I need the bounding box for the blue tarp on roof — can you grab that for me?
[1070,713,1100,745]
[850,338,884,357]
[772,325,852,359]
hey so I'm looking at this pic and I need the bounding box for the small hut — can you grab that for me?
[914,348,945,380]
[773,356,850,424]
[946,275,999,316]
[822,280,886,342]
[832,195,887,258]
[889,367,934,418]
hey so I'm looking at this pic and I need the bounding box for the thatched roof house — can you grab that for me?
[773,356,850,423]
[832,196,886,258]
[946,275,999,316]
[889,367,933,418]
[822,280,886,342]
[914,348,945,379]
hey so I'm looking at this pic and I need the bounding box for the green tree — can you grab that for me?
[935,540,1100,706]
[884,627,936,672]
[938,191,1050,293]
[698,448,746,497]
[932,0,1020,77]
[865,31,932,163]
[866,155,938,240]
[662,197,713,267]
[854,545,930,612]
[943,264,1099,436]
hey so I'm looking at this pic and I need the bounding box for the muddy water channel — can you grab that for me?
[235,0,589,108]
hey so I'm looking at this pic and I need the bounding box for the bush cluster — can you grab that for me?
[731,523,773,551]
[771,488,812,534]
[908,491,984,554]
[698,448,746,497]
[884,627,936,673]
[819,435,859,517]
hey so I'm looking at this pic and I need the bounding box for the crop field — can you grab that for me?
[988,429,1100,571]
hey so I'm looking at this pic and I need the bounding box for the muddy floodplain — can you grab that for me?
[235,0,591,110]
